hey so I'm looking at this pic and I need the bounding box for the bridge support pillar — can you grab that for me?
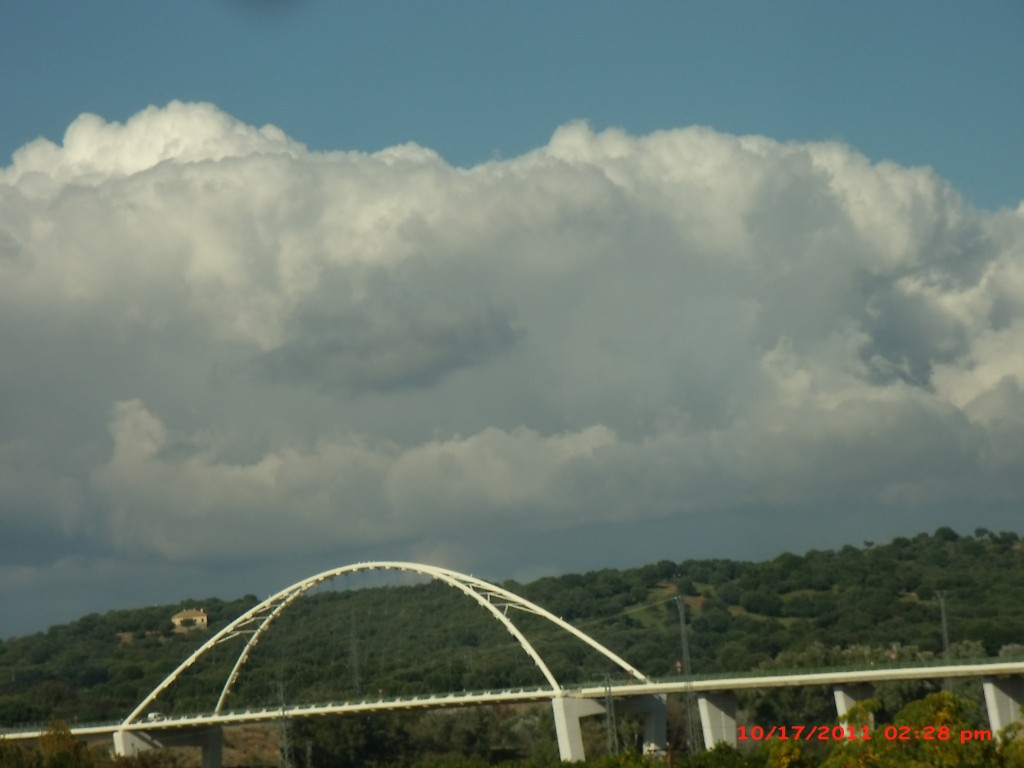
[834,683,874,719]
[622,694,667,755]
[697,692,737,749]
[983,677,1024,733]
[198,727,223,768]
[113,727,222,768]
[113,730,163,757]
[552,695,606,762]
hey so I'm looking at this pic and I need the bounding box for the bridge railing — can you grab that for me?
[593,655,1015,687]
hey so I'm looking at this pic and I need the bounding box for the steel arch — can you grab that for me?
[123,561,649,724]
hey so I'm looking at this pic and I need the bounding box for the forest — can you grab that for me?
[2,526,1023,766]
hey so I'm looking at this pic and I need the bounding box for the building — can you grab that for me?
[171,608,209,633]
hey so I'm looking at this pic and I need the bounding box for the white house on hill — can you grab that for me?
[171,608,209,632]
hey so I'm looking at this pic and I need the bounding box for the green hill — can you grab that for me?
[2,526,1023,729]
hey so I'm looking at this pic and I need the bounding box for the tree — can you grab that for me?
[758,737,814,768]
[0,738,33,768]
[999,721,1024,768]
[822,691,998,768]
[680,743,754,767]
[36,720,97,768]
[819,698,879,768]
[882,690,997,767]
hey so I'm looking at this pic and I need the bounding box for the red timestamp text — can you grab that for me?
[737,725,871,742]
[881,725,992,743]
[737,724,994,744]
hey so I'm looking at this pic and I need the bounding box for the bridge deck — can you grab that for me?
[4,659,1024,741]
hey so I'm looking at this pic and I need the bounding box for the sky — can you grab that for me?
[1,2,1023,639]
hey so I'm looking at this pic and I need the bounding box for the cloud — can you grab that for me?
[2,102,1024,632]
[256,263,521,393]
[3,101,299,188]
[91,400,620,560]
[92,399,394,559]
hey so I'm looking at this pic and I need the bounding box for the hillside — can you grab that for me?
[2,526,1023,729]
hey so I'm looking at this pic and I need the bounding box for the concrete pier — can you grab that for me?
[983,676,1024,733]
[552,696,606,761]
[697,691,738,748]
[621,694,668,755]
[833,683,874,718]
[113,726,223,768]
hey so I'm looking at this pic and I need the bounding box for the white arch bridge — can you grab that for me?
[4,561,1024,766]
[123,561,658,764]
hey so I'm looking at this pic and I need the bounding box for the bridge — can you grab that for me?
[3,561,1024,766]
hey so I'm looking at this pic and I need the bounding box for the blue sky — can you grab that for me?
[2,2,1024,639]
[3,2,1022,209]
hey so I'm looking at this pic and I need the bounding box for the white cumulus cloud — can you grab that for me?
[2,102,1023,634]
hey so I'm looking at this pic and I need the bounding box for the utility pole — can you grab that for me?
[675,597,701,753]
[937,591,951,691]
[604,674,619,756]
[278,682,294,768]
